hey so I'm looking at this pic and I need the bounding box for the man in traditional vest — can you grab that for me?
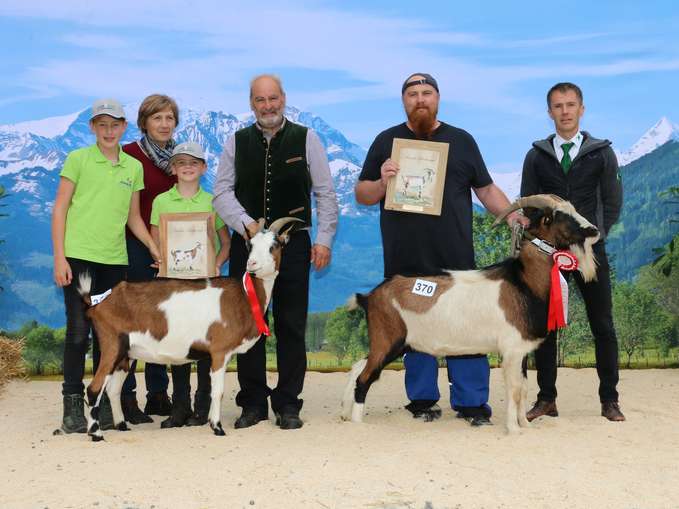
[521,82,625,422]
[213,74,338,430]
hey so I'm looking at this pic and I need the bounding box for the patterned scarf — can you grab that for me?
[139,135,177,176]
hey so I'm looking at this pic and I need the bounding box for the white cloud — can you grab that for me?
[1,1,678,120]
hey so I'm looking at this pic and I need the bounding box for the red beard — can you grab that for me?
[408,106,438,139]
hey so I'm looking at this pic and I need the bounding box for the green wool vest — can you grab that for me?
[234,121,312,228]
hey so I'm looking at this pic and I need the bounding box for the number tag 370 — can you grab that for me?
[412,279,437,297]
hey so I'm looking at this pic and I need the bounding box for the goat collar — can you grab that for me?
[521,230,556,255]
[242,272,270,336]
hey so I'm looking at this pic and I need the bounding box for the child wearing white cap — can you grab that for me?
[52,98,161,434]
[149,141,231,428]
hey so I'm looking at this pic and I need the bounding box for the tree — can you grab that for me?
[324,307,368,364]
[652,186,679,276]
[22,324,64,375]
[473,210,512,268]
[613,282,674,367]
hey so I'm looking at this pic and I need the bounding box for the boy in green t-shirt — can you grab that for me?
[52,98,161,434]
[150,141,230,428]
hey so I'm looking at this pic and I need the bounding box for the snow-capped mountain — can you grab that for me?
[0,104,369,329]
[615,117,679,166]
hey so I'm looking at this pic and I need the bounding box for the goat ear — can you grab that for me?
[277,222,299,245]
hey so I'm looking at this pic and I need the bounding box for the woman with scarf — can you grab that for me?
[119,94,179,424]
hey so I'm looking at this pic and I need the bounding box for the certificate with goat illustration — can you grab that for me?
[159,212,217,279]
[385,138,449,216]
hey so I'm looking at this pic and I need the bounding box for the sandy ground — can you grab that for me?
[1,368,679,509]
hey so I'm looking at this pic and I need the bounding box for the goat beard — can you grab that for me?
[570,236,599,282]
[407,106,438,139]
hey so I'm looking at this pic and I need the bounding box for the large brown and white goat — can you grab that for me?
[341,195,600,433]
[78,217,300,441]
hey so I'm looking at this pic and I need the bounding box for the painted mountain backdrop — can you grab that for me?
[0,109,677,329]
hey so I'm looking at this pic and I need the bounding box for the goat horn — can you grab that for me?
[268,217,304,234]
[492,194,563,226]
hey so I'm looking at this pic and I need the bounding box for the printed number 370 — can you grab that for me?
[412,279,437,297]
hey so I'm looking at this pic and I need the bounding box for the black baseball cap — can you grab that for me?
[402,73,439,94]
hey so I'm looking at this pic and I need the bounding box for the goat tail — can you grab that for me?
[346,293,368,312]
[77,272,93,306]
[341,357,368,420]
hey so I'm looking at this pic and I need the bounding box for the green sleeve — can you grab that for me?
[60,150,81,184]
[150,197,161,226]
[215,212,225,230]
[132,162,144,192]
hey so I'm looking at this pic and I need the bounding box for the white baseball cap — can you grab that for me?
[90,98,126,120]
[171,141,206,161]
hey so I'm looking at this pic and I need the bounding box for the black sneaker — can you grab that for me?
[274,411,304,430]
[144,392,173,416]
[122,394,153,424]
[98,393,115,431]
[456,411,493,427]
[186,392,211,427]
[60,394,87,434]
[160,397,192,429]
[405,402,442,422]
[234,407,268,429]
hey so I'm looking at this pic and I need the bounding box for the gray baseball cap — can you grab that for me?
[171,141,206,161]
[90,98,126,120]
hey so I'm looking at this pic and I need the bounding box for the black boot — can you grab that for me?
[61,394,87,434]
[98,393,115,431]
[160,396,192,429]
[186,391,211,427]
[122,393,153,424]
[144,392,173,416]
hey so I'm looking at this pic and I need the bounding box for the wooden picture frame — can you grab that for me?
[158,212,217,278]
[384,138,450,216]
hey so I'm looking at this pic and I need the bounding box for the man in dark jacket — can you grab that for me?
[521,82,625,422]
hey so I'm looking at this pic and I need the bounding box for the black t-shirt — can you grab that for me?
[359,122,492,278]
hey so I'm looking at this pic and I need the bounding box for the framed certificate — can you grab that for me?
[384,138,449,216]
[158,212,217,278]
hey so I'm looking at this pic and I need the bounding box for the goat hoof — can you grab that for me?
[115,422,130,431]
[90,434,105,442]
[212,422,226,436]
[53,428,64,436]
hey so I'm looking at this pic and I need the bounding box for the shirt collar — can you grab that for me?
[168,184,204,202]
[255,117,287,141]
[554,131,583,151]
[91,143,128,167]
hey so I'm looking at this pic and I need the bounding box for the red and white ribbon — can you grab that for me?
[242,272,270,336]
[547,251,578,331]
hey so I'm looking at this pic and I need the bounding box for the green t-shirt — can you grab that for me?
[151,185,226,247]
[60,144,144,265]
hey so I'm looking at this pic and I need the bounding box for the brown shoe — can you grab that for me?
[601,401,626,422]
[526,400,558,422]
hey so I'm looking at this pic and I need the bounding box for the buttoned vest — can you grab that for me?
[234,121,311,228]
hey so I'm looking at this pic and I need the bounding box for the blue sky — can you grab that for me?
[1,0,678,172]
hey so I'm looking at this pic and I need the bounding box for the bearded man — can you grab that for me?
[213,74,338,430]
[355,73,523,425]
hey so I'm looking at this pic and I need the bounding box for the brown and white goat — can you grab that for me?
[341,195,600,433]
[78,217,300,441]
